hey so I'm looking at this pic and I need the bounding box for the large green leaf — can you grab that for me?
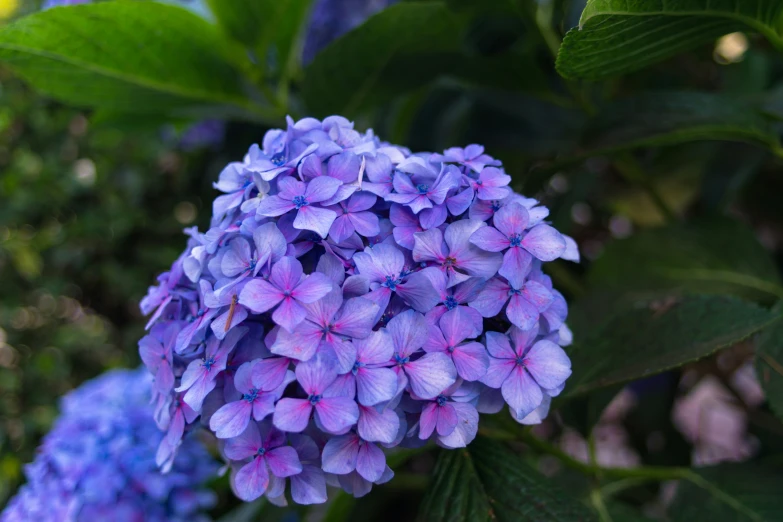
[303,2,466,116]
[565,295,780,397]
[556,0,783,80]
[206,0,312,76]
[581,93,783,157]
[0,2,267,119]
[755,305,783,420]
[418,438,597,522]
[588,217,783,302]
[670,464,783,521]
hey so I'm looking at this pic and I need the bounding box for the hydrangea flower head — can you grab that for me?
[1,369,217,522]
[139,115,578,505]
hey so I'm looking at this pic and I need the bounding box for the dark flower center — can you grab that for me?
[436,395,448,407]
[256,447,266,456]
[270,152,286,166]
[394,354,410,366]
[352,361,365,375]
[292,195,308,209]
[243,388,259,403]
[515,356,528,367]
[509,234,522,247]
[444,296,459,310]
[491,201,501,212]
[416,184,429,194]
[202,357,216,371]
[382,274,400,290]
[308,394,322,405]
[443,256,457,268]
[508,288,521,296]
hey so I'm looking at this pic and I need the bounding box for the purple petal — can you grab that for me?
[222,238,251,277]
[356,367,398,406]
[412,228,446,263]
[438,307,476,346]
[266,446,303,478]
[418,402,438,439]
[292,272,333,303]
[315,396,359,433]
[322,434,359,475]
[333,297,379,339]
[329,214,355,243]
[396,272,440,313]
[355,330,394,364]
[327,151,362,183]
[419,204,448,230]
[524,340,572,389]
[294,206,337,239]
[499,247,533,288]
[257,195,295,217]
[522,224,567,261]
[272,297,308,333]
[387,310,428,358]
[358,406,400,444]
[252,357,290,391]
[290,465,328,505]
[469,277,509,318]
[304,175,342,203]
[506,294,539,331]
[224,421,262,460]
[239,278,283,314]
[522,280,554,311]
[438,402,478,448]
[501,366,543,418]
[405,352,457,399]
[273,398,313,433]
[296,354,337,393]
[356,442,385,482]
[436,403,458,436]
[446,186,475,216]
[469,226,509,253]
[452,342,490,382]
[210,400,252,439]
[350,211,381,238]
[234,458,269,501]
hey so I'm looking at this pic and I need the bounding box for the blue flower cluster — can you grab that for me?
[0,369,217,522]
[139,115,578,504]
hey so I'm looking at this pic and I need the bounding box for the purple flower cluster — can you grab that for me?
[0,369,217,522]
[139,116,578,504]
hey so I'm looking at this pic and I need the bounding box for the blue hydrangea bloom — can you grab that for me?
[139,115,579,505]
[0,369,217,522]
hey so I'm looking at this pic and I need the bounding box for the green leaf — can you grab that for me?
[755,305,783,419]
[556,0,783,80]
[0,2,267,119]
[565,295,780,397]
[670,463,783,521]
[582,93,782,157]
[418,438,597,521]
[588,217,783,302]
[206,0,312,75]
[303,2,466,116]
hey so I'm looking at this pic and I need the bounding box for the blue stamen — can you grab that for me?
[416,184,429,194]
[243,388,259,403]
[436,395,448,407]
[352,361,365,375]
[292,195,308,209]
[444,296,459,310]
[270,152,286,166]
[308,394,322,405]
[202,357,216,371]
[509,234,522,247]
[394,354,410,366]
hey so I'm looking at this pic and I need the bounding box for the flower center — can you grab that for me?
[416,184,429,194]
[270,152,286,166]
[202,357,216,371]
[394,354,410,366]
[436,395,447,407]
[292,195,308,209]
[508,288,521,296]
[256,447,266,456]
[443,256,457,268]
[444,296,459,310]
[243,388,259,403]
[308,394,322,405]
[490,201,501,212]
[515,356,527,367]
[382,274,400,290]
[509,234,522,247]
[352,361,365,375]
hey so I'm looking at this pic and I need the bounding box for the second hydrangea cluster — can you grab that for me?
[139,115,578,504]
[0,369,216,522]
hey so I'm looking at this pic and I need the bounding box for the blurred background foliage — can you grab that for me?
[2,0,783,520]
